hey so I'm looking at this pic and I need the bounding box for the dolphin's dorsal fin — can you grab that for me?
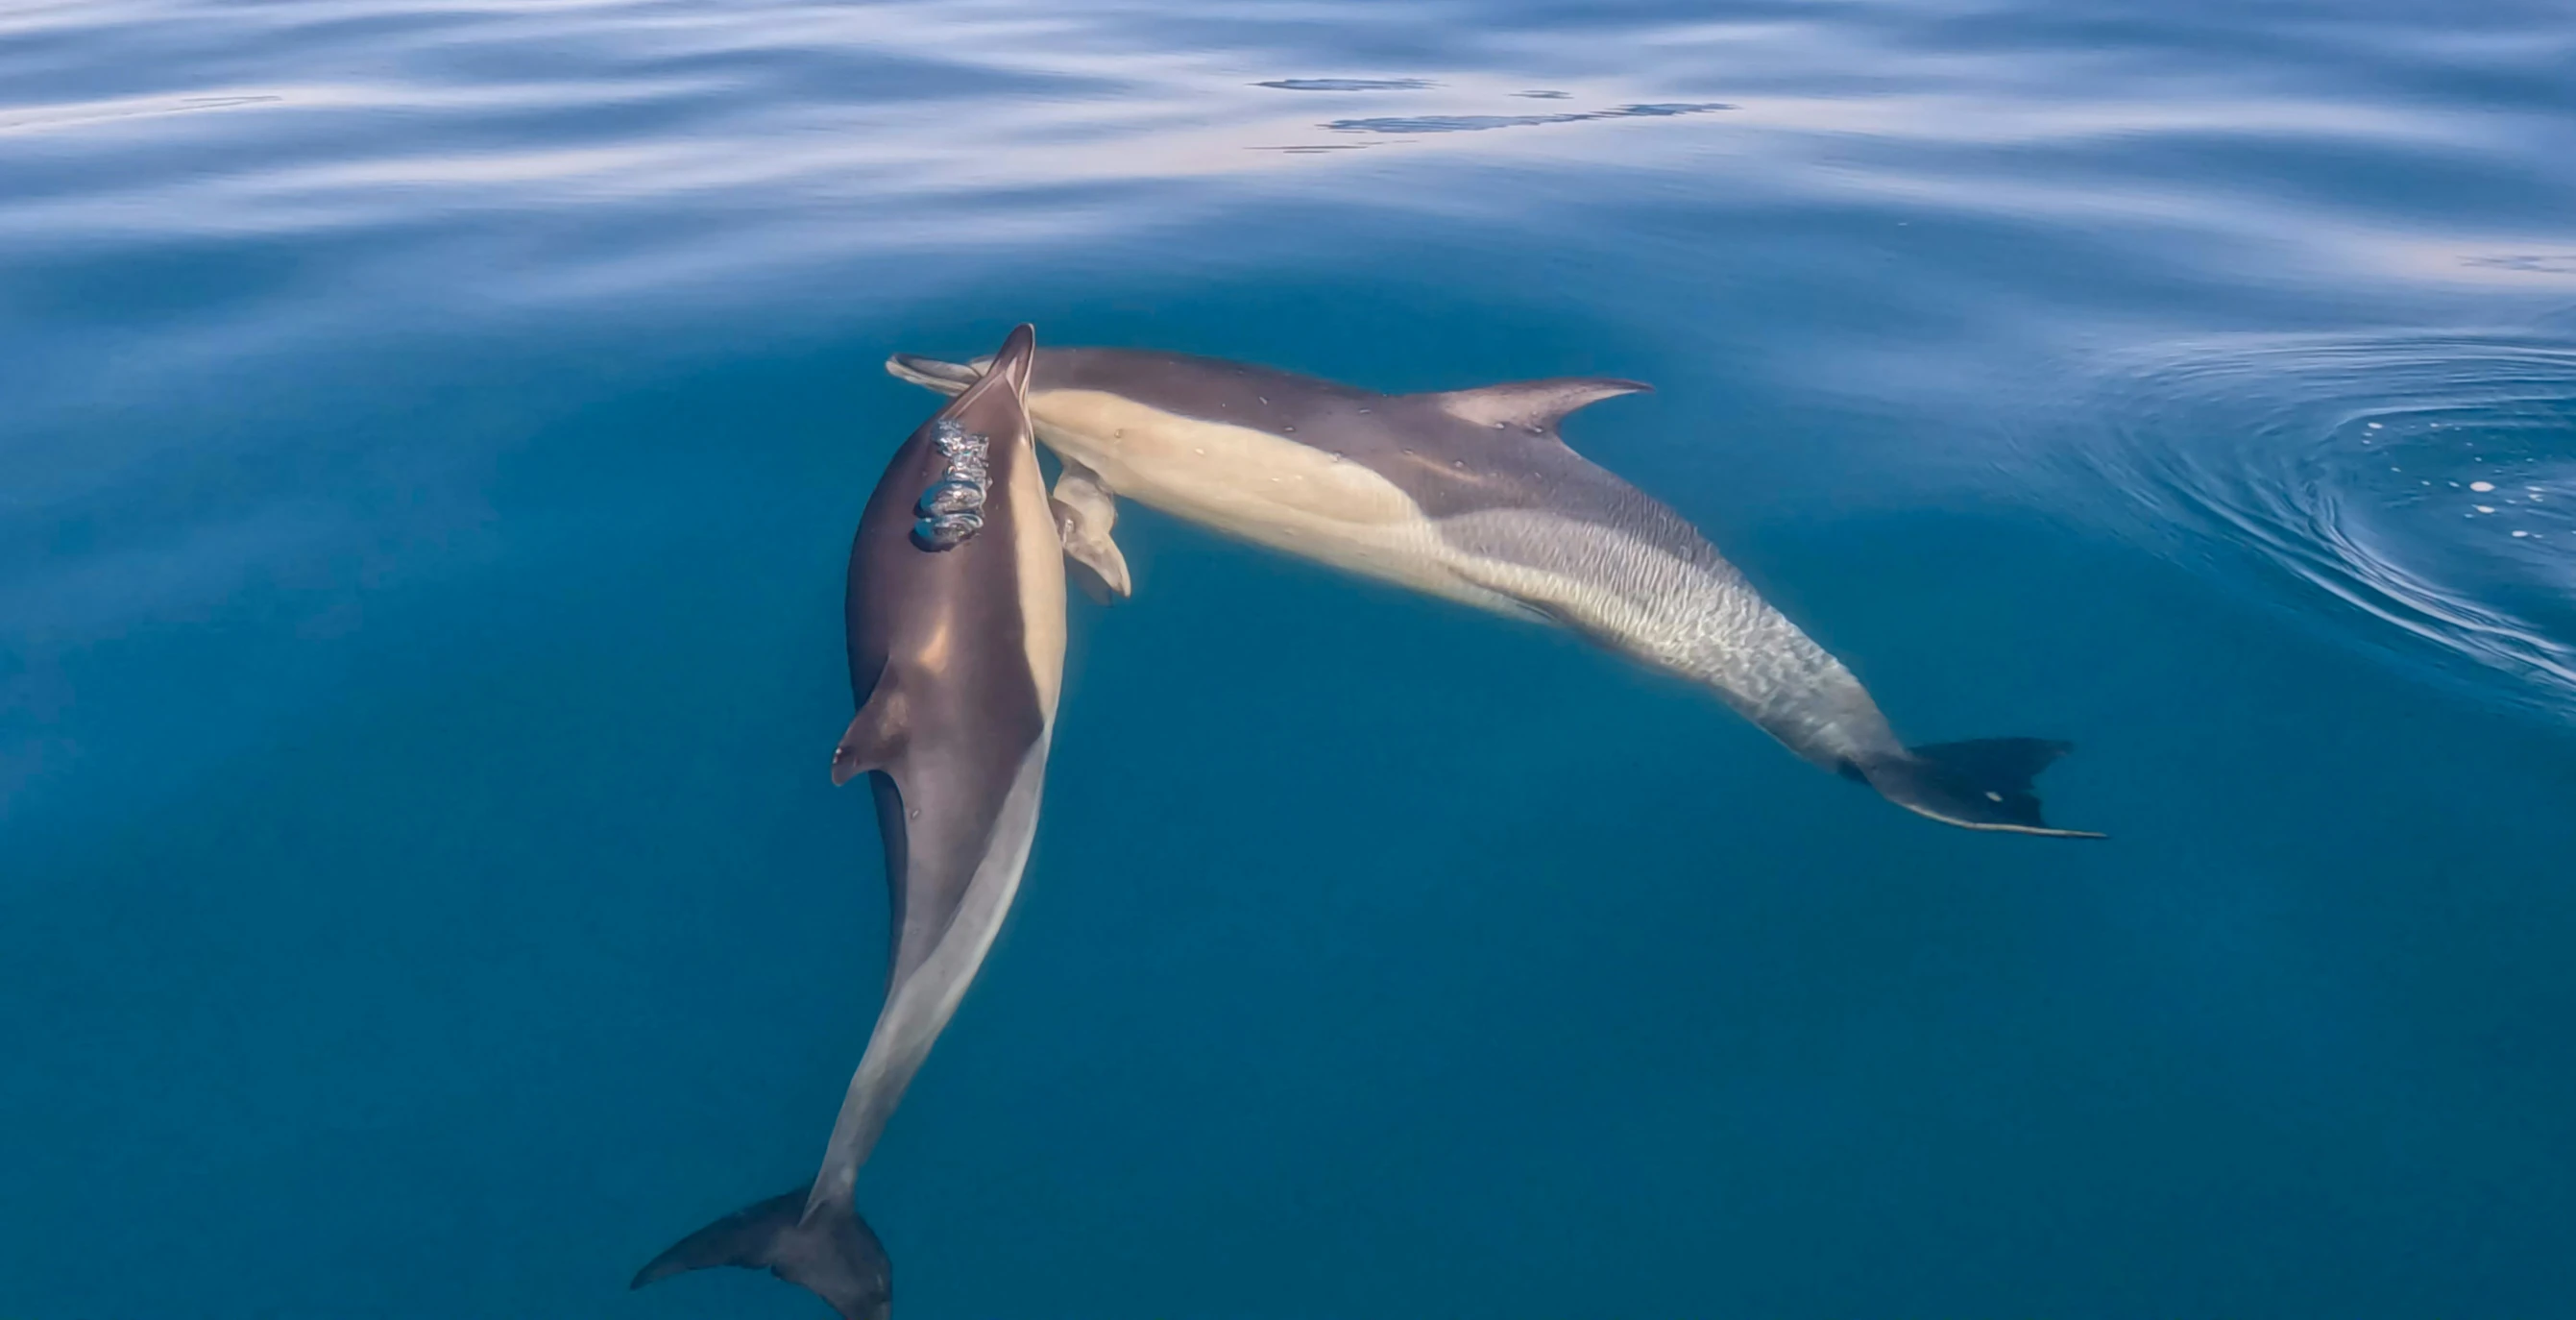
[1424,377,1651,432]
[829,679,910,785]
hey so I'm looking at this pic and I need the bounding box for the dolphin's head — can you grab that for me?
[886,351,989,398]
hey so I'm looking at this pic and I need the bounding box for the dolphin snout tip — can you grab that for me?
[885,353,987,394]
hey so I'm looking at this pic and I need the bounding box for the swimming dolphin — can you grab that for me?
[887,345,2096,838]
[635,325,1067,1320]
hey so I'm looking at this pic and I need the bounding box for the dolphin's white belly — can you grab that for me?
[1028,388,1535,619]
[1003,436,1068,720]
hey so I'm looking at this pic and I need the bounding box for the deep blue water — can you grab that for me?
[7,0,2576,1315]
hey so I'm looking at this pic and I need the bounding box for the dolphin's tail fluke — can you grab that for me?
[1857,738,2104,839]
[631,1186,891,1320]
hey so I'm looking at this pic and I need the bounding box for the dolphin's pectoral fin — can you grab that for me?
[1857,738,2105,839]
[1049,460,1132,604]
[1423,376,1652,435]
[830,680,911,786]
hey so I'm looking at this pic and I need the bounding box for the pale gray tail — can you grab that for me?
[631,1186,890,1320]
[1855,738,2104,839]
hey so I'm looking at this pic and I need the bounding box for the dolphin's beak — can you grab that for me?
[886,353,990,397]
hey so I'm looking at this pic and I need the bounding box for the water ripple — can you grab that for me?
[1254,78,1434,92]
[1324,101,1731,134]
[2076,332,2576,713]
[3,0,2567,311]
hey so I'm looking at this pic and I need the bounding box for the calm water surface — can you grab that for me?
[5,0,2575,1315]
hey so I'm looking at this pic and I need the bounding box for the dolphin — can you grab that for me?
[888,344,2097,838]
[635,325,1067,1320]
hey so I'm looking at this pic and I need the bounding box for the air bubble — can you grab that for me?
[916,478,984,519]
[911,510,983,551]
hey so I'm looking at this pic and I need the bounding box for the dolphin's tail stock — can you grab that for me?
[631,1186,891,1320]
[1852,738,2105,839]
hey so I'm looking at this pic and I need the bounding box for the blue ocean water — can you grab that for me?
[7,0,2576,1313]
